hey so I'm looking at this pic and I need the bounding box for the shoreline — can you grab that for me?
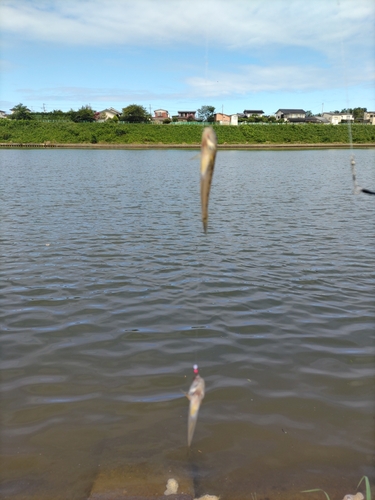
[0,142,374,150]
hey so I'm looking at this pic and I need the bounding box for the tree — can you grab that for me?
[69,105,96,122]
[50,109,67,119]
[120,104,150,123]
[352,107,367,120]
[305,110,313,117]
[9,103,32,120]
[197,105,215,122]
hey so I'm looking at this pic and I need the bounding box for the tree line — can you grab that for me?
[7,103,370,123]
[8,103,153,123]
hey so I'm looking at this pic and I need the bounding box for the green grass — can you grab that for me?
[0,120,374,145]
[302,475,372,500]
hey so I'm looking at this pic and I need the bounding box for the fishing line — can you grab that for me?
[185,127,217,449]
[338,0,375,196]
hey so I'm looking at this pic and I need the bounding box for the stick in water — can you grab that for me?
[351,156,375,196]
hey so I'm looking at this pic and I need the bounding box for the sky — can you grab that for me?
[1,0,374,116]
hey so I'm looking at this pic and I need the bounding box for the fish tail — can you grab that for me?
[188,414,198,447]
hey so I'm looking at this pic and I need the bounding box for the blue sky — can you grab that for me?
[1,0,374,116]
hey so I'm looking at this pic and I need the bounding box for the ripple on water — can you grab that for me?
[1,148,374,499]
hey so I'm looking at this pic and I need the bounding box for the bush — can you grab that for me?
[0,121,374,145]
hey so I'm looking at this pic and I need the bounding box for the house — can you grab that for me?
[177,111,196,121]
[306,116,329,124]
[322,112,353,125]
[243,110,264,117]
[0,110,7,119]
[153,109,170,123]
[275,109,306,121]
[304,116,320,123]
[97,107,121,121]
[364,111,375,125]
[214,113,238,125]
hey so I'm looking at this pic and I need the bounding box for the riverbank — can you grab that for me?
[1,121,375,146]
[1,142,375,150]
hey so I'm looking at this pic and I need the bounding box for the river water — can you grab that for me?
[1,148,374,499]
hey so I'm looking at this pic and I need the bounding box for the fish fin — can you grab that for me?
[181,389,190,400]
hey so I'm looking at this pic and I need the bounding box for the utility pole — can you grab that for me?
[322,103,324,115]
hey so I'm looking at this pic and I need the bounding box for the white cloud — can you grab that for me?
[1,0,374,61]
[2,0,374,108]
[186,62,375,97]
[16,56,374,105]
[16,85,188,104]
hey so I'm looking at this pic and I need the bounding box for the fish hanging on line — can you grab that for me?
[186,364,205,447]
[200,127,217,233]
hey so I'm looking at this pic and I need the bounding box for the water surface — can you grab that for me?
[1,148,374,499]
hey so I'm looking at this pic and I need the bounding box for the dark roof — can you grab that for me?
[287,118,307,123]
[305,117,321,122]
[177,111,196,113]
[244,110,264,114]
[276,109,306,114]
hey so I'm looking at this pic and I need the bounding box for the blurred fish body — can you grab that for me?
[200,127,217,233]
[187,374,205,446]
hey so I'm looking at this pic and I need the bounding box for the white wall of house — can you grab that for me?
[99,108,120,120]
[322,113,353,125]
[243,110,264,117]
[364,111,375,124]
[323,113,341,125]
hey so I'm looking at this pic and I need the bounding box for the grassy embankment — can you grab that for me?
[0,120,375,146]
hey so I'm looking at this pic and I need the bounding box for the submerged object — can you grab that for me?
[342,494,364,500]
[200,127,217,233]
[164,478,179,495]
[187,364,205,446]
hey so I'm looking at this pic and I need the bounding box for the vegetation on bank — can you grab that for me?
[0,120,374,145]
[8,103,152,123]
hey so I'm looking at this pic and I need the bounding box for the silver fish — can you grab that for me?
[187,370,205,447]
[200,126,217,233]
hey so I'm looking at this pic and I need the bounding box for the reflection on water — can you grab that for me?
[1,148,374,499]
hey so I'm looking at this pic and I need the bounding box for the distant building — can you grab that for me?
[322,112,353,125]
[0,110,7,119]
[153,109,170,123]
[97,107,121,121]
[214,113,238,125]
[364,111,375,125]
[275,109,306,121]
[177,111,196,121]
[305,116,328,124]
[243,110,264,117]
